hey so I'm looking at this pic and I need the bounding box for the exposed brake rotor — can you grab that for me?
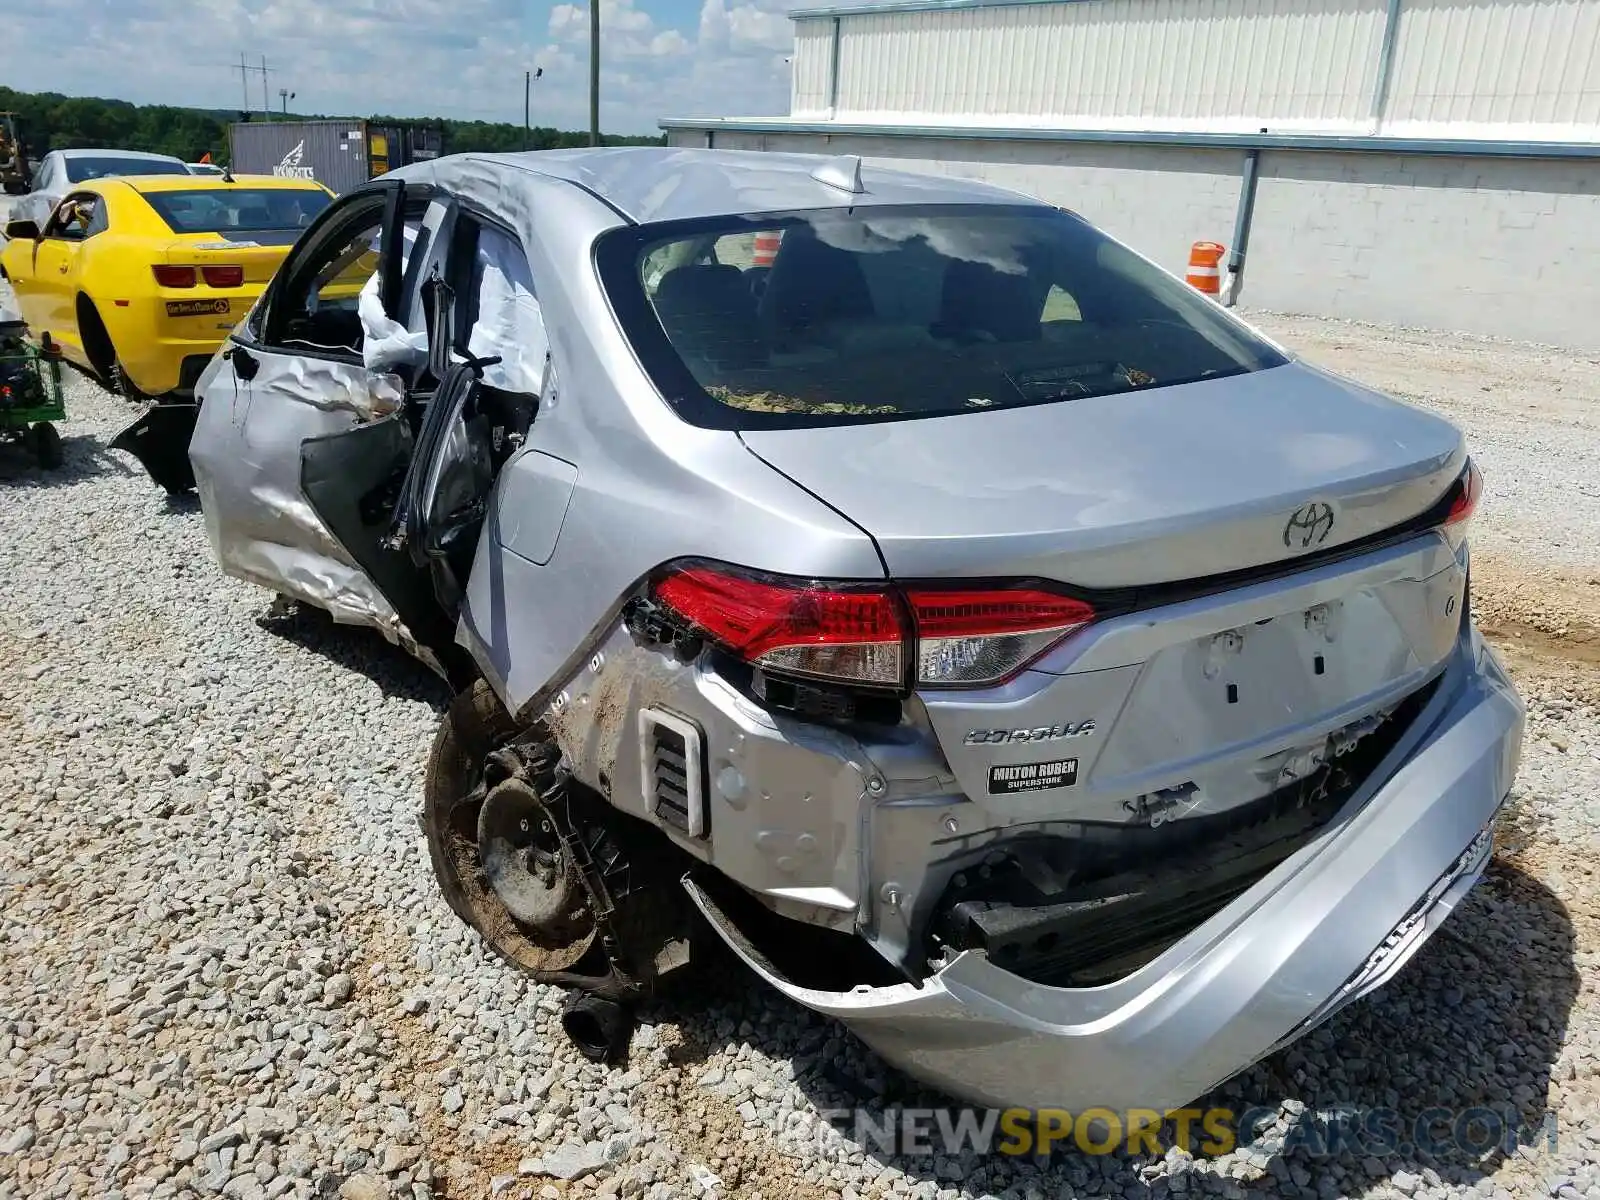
[474,776,598,971]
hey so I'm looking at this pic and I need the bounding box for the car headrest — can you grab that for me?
[757,227,874,344]
[652,263,766,371]
[932,258,1047,344]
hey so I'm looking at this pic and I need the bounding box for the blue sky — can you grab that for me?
[8,0,807,135]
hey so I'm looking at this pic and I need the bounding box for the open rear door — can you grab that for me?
[297,413,468,672]
[298,360,497,680]
[391,356,497,616]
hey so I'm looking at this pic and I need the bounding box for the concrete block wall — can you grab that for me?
[1244,152,1600,345]
[668,128,1600,349]
[699,130,1244,286]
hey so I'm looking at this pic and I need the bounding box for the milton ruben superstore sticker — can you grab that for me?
[988,757,1078,794]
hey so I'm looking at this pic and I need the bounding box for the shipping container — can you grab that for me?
[228,119,444,195]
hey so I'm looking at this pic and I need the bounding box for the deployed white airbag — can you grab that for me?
[466,224,548,397]
[359,271,429,374]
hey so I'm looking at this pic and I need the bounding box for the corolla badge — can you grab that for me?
[965,721,1095,745]
[1283,501,1335,549]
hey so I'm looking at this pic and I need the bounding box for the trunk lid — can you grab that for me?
[743,361,1469,822]
[739,362,1464,589]
[164,233,298,285]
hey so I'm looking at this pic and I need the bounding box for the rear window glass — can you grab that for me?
[144,188,332,234]
[64,157,183,183]
[600,205,1288,430]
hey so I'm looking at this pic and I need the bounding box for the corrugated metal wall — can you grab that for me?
[1385,0,1600,136]
[791,20,836,117]
[792,0,1600,138]
[804,0,1387,131]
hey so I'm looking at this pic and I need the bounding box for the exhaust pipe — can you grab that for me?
[560,992,634,1063]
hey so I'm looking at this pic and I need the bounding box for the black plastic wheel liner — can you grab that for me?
[110,402,199,494]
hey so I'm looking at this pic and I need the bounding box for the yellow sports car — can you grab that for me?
[1,173,334,397]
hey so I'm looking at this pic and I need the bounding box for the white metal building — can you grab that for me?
[664,0,1600,348]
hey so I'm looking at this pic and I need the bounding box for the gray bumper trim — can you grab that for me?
[688,633,1524,1112]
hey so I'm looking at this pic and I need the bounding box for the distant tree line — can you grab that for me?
[0,86,662,166]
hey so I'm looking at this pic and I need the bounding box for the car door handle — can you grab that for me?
[57,265,68,273]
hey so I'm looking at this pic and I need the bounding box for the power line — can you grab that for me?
[234,53,271,114]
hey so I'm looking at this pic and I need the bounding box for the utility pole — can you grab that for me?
[523,67,542,152]
[589,0,600,146]
[235,53,272,114]
[280,88,295,116]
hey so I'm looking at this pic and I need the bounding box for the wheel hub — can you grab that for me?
[477,777,586,930]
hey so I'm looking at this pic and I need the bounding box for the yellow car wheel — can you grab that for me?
[75,298,141,400]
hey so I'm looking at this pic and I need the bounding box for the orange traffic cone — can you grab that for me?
[1185,241,1225,296]
[753,231,782,267]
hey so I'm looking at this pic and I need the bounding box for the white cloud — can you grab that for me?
[3,0,791,134]
[727,5,792,51]
[699,0,731,48]
[649,30,693,57]
[548,3,586,40]
[550,0,657,45]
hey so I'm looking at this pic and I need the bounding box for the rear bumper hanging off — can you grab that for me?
[686,629,1523,1112]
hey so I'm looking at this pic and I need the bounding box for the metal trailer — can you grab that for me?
[227,119,443,195]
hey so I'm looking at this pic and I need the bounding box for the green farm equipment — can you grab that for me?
[0,113,29,195]
[1,317,67,469]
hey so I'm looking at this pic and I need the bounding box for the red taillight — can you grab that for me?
[908,588,1096,686]
[654,567,904,687]
[152,265,196,288]
[651,566,1095,689]
[1443,460,1481,527]
[201,265,244,288]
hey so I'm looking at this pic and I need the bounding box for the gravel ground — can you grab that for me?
[1243,313,1600,570]
[1,298,1598,1200]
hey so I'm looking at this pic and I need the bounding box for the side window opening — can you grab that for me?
[268,192,428,360]
[45,194,99,241]
[275,201,385,355]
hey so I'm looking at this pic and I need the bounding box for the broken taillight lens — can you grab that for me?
[651,566,1095,690]
[908,588,1096,686]
[1443,459,1482,527]
[653,567,904,686]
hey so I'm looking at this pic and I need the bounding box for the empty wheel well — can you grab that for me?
[76,295,115,375]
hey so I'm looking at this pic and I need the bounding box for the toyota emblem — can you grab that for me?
[1283,502,1335,549]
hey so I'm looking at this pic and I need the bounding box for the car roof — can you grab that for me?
[57,148,185,163]
[399,146,1044,225]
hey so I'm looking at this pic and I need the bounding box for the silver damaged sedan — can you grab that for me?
[128,148,1524,1113]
